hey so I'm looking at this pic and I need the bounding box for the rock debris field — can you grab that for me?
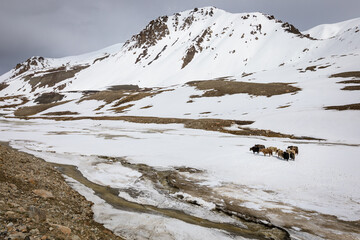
[0,143,123,240]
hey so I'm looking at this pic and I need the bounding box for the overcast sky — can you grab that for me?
[0,0,359,74]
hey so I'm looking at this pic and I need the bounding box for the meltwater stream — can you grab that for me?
[53,162,290,240]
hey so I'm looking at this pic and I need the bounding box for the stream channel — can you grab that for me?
[52,162,290,240]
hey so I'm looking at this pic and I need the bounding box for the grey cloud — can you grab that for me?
[0,0,359,74]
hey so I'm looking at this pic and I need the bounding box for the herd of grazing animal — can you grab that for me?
[250,144,298,161]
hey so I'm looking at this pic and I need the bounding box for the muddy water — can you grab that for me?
[52,162,290,240]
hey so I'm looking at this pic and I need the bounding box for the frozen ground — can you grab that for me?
[0,117,359,239]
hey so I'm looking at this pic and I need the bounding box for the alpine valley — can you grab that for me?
[1,7,359,240]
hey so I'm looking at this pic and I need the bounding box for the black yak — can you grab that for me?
[283,151,290,161]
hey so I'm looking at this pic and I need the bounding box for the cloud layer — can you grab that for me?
[0,0,359,74]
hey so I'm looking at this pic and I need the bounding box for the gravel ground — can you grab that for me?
[0,142,123,240]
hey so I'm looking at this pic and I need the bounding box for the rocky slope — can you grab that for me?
[0,143,123,240]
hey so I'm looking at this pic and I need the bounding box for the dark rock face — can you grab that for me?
[34,92,65,104]
[125,7,217,67]
[124,15,169,64]
[107,85,140,91]
[0,83,8,91]
[13,57,46,78]
[125,16,170,51]
[182,45,197,69]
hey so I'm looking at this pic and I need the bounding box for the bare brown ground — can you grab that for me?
[78,91,128,105]
[0,143,123,240]
[324,103,360,111]
[140,105,153,109]
[14,101,71,116]
[187,79,301,97]
[24,65,88,92]
[330,71,360,78]
[0,83,8,91]
[335,77,360,91]
[78,89,169,109]
[341,85,360,91]
[0,96,29,109]
[42,111,79,116]
[337,80,360,84]
[111,104,134,113]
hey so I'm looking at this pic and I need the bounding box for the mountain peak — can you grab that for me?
[2,7,359,93]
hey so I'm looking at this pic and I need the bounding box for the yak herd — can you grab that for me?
[250,144,298,161]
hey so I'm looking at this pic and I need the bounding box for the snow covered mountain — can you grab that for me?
[0,6,359,134]
[1,6,359,94]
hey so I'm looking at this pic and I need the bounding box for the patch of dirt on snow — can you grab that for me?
[0,96,29,109]
[14,100,71,117]
[330,71,360,79]
[78,90,128,105]
[24,65,89,92]
[0,83,8,91]
[187,79,301,97]
[78,88,161,108]
[341,85,360,91]
[335,78,360,91]
[111,104,135,113]
[0,143,123,240]
[107,85,140,91]
[336,80,360,84]
[42,111,79,116]
[324,103,360,111]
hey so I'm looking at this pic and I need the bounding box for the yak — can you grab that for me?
[287,146,299,154]
[250,144,265,154]
[282,151,290,161]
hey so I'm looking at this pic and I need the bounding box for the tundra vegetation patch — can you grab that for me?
[14,101,71,116]
[42,111,79,116]
[336,80,360,84]
[79,88,163,107]
[334,76,360,91]
[0,96,29,109]
[0,83,8,91]
[324,103,360,111]
[329,71,360,79]
[187,79,301,97]
[23,65,89,92]
[298,64,332,73]
[341,86,360,91]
